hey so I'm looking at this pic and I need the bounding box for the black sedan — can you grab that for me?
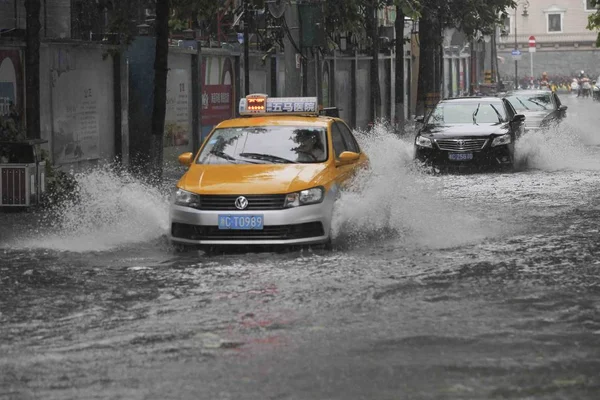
[503,89,567,132]
[414,97,525,170]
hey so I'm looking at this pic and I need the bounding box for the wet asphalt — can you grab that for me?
[1,95,600,400]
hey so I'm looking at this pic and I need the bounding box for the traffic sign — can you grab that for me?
[511,49,522,61]
[237,32,244,44]
[528,35,536,53]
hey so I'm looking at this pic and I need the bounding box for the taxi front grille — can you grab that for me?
[198,194,286,210]
[435,139,488,151]
[172,222,325,241]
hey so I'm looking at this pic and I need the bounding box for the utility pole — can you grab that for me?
[513,1,530,90]
[514,8,518,90]
[243,0,250,96]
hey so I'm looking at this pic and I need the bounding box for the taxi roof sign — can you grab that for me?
[239,94,319,116]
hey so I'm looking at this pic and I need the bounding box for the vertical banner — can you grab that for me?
[164,68,191,147]
[200,55,235,137]
[0,49,24,119]
[51,69,103,164]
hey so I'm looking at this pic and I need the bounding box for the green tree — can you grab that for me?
[415,0,515,115]
[587,0,600,46]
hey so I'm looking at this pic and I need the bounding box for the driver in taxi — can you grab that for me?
[293,129,325,162]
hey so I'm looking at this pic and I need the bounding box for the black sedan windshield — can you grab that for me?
[429,102,507,124]
[197,126,328,165]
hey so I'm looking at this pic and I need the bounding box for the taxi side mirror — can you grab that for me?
[178,152,194,166]
[415,116,425,124]
[336,151,360,166]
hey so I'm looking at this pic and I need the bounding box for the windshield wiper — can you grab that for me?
[239,152,295,164]
[528,99,548,110]
[209,150,238,163]
[472,103,480,125]
[489,104,505,123]
[516,97,530,110]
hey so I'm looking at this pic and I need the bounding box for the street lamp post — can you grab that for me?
[513,0,529,90]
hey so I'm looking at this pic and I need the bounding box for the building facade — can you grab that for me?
[496,0,600,81]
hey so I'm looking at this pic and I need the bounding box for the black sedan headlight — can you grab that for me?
[173,188,201,208]
[415,135,433,148]
[284,187,324,208]
[491,134,511,147]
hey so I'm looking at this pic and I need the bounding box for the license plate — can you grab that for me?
[218,214,264,230]
[448,152,473,161]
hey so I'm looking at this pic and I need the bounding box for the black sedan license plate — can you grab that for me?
[449,152,473,161]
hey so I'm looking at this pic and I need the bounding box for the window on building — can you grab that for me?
[547,13,562,33]
[585,0,599,11]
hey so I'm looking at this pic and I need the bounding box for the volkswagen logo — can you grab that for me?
[234,196,249,210]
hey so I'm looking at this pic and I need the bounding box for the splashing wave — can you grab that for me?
[12,168,170,252]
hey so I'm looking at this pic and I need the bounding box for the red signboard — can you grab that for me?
[200,56,235,127]
[202,84,234,126]
[529,36,536,47]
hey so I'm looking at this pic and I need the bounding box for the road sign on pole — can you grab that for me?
[528,35,536,53]
[511,49,522,61]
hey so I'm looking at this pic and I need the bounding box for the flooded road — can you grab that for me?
[2,96,600,399]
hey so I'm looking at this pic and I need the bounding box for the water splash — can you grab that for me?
[331,123,504,249]
[12,168,170,252]
[515,98,600,171]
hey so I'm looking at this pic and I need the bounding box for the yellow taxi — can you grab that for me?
[169,94,368,248]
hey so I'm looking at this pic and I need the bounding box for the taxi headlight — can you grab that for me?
[491,134,512,147]
[415,135,433,148]
[173,188,201,208]
[284,187,324,208]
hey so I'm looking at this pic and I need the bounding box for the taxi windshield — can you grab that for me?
[429,102,507,125]
[507,94,551,111]
[197,126,328,165]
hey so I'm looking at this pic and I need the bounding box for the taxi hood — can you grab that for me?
[179,163,330,195]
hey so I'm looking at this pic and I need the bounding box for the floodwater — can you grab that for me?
[1,95,600,400]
